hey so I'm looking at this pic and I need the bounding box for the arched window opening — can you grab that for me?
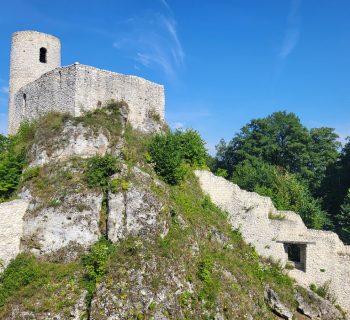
[39,47,47,63]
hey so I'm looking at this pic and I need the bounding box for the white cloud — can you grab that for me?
[112,4,184,79]
[279,0,302,60]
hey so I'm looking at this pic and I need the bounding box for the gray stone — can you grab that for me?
[108,186,163,242]
[295,289,344,320]
[195,169,350,314]
[29,122,110,167]
[21,192,103,261]
[264,285,293,320]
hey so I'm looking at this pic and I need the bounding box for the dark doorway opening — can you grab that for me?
[284,243,307,271]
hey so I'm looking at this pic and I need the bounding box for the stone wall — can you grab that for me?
[11,64,165,134]
[194,169,350,314]
[0,200,29,271]
[8,31,61,134]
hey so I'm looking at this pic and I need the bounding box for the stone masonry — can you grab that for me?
[8,31,164,134]
[195,169,350,315]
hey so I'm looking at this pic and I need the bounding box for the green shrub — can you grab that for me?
[85,154,119,190]
[0,254,42,307]
[81,238,113,315]
[148,129,207,185]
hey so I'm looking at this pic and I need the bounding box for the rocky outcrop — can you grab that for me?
[295,289,344,320]
[0,199,29,271]
[21,192,103,261]
[264,286,293,320]
[29,122,110,167]
[108,168,165,242]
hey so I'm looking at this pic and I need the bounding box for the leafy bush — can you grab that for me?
[85,154,119,190]
[232,159,328,229]
[148,129,207,184]
[81,238,113,316]
[0,254,42,307]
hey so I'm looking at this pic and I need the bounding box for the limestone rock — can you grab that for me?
[21,192,103,261]
[264,285,293,320]
[295,289,344,320]
[108,186,164,242]
[29,122,110,167]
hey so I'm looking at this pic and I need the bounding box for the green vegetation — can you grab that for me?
[0,103,347,317]
[148,129,207,184]
[81,237,113,317]
[0,254,83,317]
[212,111,350,237]
[85,154,119,190]
[309,282,336,303]
[0,122,37,202]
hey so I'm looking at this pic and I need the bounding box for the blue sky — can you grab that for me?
[1,0,350,153]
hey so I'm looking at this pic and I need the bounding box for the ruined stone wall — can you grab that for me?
[194,169,350,314]
[12,66,77,132]
[8,31,61,134]
[0,200,29,271]
[74,64,165,132]
[12,64,165,134]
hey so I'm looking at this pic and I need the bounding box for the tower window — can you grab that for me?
[39,47,47,63]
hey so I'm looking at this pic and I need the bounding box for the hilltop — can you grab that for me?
[0,101,345,319]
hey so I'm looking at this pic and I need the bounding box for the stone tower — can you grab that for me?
[8,31,61,134]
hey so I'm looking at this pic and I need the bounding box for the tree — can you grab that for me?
[232,158,328,229]
[320,138,350,230]
[338,189,350,244]
[0,134,26,202]
[213,111,340,194]
[148,129,208,185]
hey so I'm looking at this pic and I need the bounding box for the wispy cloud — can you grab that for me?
[279,0,302,60]
[112,2,184,79]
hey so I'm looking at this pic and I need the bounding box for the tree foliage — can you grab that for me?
[232,159,328,229]
[148,129,207,184]
[213,111,340,193]
[213,111,339,230]
[337,190,350,244]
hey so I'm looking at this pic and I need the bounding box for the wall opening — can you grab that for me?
[284,243,307,271]
[39,47,47,63]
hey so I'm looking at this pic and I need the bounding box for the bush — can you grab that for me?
[148,129,207,184]
[85,154,119,190]
[232,159,328,229]
[0,254,42,307]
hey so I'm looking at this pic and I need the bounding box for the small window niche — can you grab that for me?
[284,242,307,271]
[39,47,47,63]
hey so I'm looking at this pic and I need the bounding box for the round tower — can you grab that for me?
[8,30,61,134]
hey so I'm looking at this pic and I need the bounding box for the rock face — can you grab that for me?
[29,122,110,167]
[21,192,103,261]
[264,286,293,320]
[295,289,344,320]
[108,187,163,241]
[0,199,29,271]
[108,168,165,242]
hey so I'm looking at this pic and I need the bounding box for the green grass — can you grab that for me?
[0,254,83,317]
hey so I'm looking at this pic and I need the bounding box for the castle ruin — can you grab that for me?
[1,30,349,316]
[8,30,165,135]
